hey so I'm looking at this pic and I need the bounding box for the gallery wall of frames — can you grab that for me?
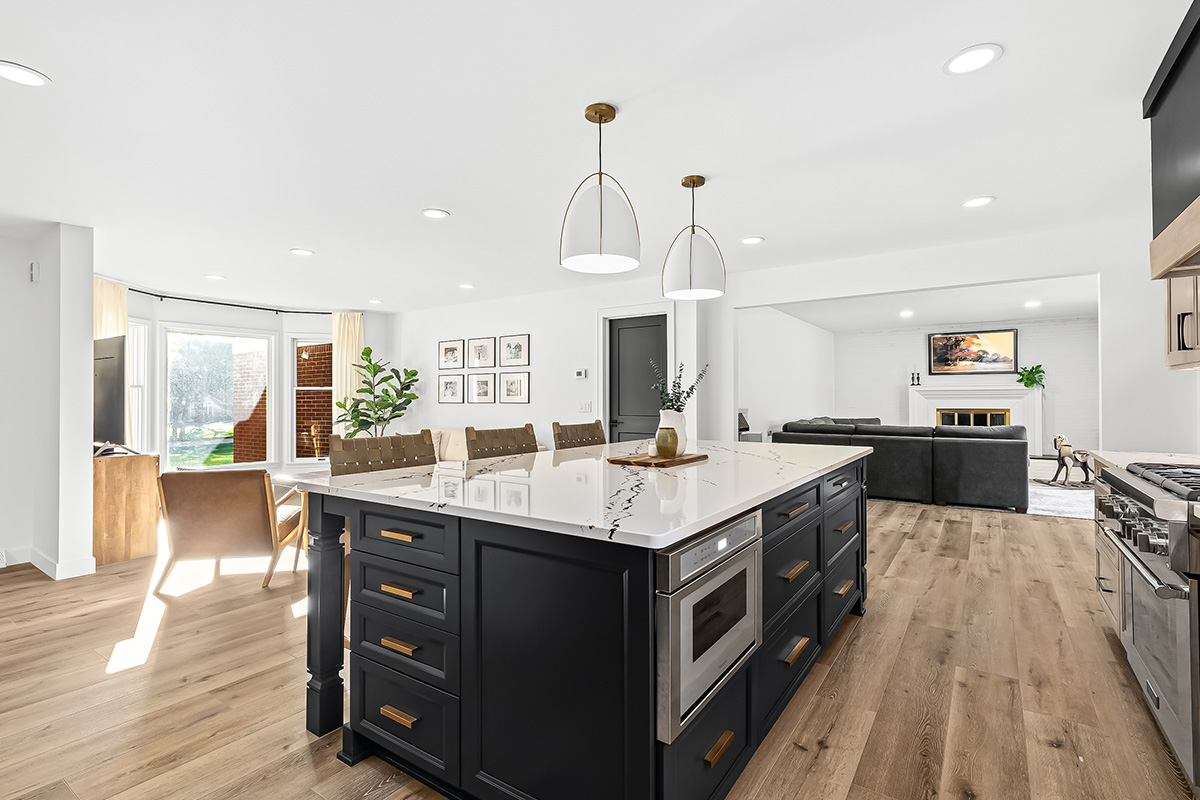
[437,334,530,405]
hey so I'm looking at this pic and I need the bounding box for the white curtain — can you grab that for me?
[93,277,131,444]
[333,312,365,437]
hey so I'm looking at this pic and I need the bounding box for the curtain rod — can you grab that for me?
[128,287,333,316]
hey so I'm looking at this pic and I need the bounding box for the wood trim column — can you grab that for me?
[306,493,345,735]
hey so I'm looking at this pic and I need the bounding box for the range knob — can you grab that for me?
[1138,531,1154,553]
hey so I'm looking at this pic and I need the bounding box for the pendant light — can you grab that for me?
[559,103,640,274]
[662,175,726,300]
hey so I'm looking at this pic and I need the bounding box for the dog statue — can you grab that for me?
[1051,434,1093,485]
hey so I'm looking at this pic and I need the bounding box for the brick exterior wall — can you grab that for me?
[232,350,268,463]
[296,343,333,458]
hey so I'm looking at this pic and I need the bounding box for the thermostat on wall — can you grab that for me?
[574,368,587,379]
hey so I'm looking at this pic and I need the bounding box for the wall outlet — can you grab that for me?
[0,549,7,569]
[574,368,588,379]
[579,400,593,413]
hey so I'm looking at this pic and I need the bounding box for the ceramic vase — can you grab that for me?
[657,409,688,456]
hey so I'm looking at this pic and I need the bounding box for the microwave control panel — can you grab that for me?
[679,515,758,581]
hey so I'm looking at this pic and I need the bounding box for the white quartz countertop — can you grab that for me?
[291,440,872,549]
[1090,450,1200,470]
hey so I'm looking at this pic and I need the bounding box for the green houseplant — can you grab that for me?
[650,361,709,457]
[334,347,420,437]
[1016,364,1045,388]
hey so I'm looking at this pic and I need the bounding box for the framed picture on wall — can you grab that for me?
[498,372,530,404]
[468,373,495,403]
[498,334,530,367]
[438,339,464,370]
[928,329,1018,375]
[468,337,496,368]
[438,374,465,403]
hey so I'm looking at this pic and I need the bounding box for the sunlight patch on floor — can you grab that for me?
[291,597,308,618]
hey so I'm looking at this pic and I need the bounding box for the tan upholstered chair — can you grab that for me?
[464,424,539,459]
[155,470,305,594]
[552,419,606,450]
[328,431,437,475]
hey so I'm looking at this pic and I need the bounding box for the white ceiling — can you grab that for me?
[0,1,1188,312]
[772,274,1100,332]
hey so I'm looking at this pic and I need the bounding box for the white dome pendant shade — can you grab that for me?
[560,103,640,274]
[662,175,726,300]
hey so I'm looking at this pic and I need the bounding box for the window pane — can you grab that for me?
[296,341,333,458]
[167,332,269,467]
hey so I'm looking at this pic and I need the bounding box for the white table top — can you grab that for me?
[292,440,872,550]
[1090,450,1200,470]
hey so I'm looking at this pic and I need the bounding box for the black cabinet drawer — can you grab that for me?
[823,545,862,642]
[763,516,821,626]
[351,654,460,784]
[658,668,751,800]
[351,506,460,574]
[752,587,821,739]
[351,550,460,633]
[761,480,821,536]
[823,493,861,567]
[350,602,460,694]
[823,462,860,506]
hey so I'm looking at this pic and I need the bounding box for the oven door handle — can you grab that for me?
[1101,527,1190,600]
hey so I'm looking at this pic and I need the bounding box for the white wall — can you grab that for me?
[0,235,38,565]
[392,277,697,447]
[697,215,1199,454]
[736,307,834,432]
[833,316,1100,451]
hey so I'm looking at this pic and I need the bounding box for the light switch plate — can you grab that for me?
[578,400,593,413]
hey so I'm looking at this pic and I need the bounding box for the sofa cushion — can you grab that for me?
[934,425,1027,441]
[833,417,882,425]
[782,422,856,435]
[850,434,933,503]
[854,424,933,438]
[773,431,853,446]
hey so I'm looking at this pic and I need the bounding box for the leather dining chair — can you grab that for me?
[155,469,305,594]
[551,419,606,450]
[464,424,539,458]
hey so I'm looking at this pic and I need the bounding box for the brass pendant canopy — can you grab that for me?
[662,175,726,300]
[560,103,641,274]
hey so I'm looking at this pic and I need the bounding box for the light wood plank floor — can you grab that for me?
[0,502,1190,800]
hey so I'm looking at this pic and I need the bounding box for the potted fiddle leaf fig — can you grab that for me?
[334,347,419,437]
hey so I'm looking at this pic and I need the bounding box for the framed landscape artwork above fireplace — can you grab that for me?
[928,328,1018,375]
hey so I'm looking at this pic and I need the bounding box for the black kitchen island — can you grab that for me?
[299,439,871,800]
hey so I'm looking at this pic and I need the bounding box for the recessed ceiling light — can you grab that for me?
[900,310,914,318]
[1024,300,1041,308]
[962,196,995,208]
[740,236,765,246]
[422,208,450,219]
[205,274,226,281]
[368,299,383,305]
[943,44,1003,76]
[0,60,51,86]
[289,248,314,256]
[459,283,475,289]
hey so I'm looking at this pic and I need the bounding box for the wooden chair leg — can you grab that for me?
[292,532,303,573]
[263,545,284,589]
[152,556,176,595]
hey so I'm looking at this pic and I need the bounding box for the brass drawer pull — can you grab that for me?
[784,560,810,582]
[784,636,811,667]
[381,637,419,656]
[704,730,735,768]
[832,478,850,489]
[836,521,854,534]
[783,501,810,520]
[835,579,855,597]
[380,704,418,728]
[381,583,420,600]
[381,529,419,543]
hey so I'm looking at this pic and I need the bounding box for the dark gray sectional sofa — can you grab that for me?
[772,418,1028,512]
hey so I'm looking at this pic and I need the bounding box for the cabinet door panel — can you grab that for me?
[1166,276,1200,368]
[460,520,655,800]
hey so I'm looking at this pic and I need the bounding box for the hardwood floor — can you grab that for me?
[0,502,1190,800]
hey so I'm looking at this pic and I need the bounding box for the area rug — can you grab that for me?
[1027,478,1094,519]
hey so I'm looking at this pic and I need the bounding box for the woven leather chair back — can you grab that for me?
[464,423,539,459]
[552,419,606,450]
[328,431,437,476]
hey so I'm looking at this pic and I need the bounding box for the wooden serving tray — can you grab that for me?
[607,453,709,468]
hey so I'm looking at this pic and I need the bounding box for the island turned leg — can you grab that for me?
[306,493,346,736]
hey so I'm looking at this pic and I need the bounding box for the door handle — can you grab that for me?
[704,730,735,767]
[835,579,855,597]
[785,560,810,582]
[783,636,811,666]
[836,521,854,534]
[832,479,850,489]
[381,637,419,656]
[783,501,810,520]
[1094,575,1114,594]
[1145,680,1161,709]
[381,529,419,543]
[1180,312,1194,352]
[610,420,624,425]
[381,583,420,600]
[380,704,418,728]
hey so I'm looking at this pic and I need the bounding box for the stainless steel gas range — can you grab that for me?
[1093,455,1200,794]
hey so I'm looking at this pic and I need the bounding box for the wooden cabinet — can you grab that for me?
[93,453,159,566]
[1165,276,1200,369]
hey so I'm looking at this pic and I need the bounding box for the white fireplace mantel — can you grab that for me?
[907,385,1043,456]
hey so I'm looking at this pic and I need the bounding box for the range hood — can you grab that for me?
[1151,193,1200,280]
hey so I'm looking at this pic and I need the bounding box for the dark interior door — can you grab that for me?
[609,315,667,442]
